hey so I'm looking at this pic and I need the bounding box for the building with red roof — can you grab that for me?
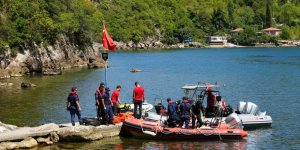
[263,28,281,36]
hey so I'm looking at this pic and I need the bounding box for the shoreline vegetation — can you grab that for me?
[1,0,300,78]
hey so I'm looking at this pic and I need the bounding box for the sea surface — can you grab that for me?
[0,47,300,149]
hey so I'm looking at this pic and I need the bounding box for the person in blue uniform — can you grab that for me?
[66,86,83,126]
[167,98,178,127]
[180,97,192,129]
[102,87,114,125]
[95,82,105,121]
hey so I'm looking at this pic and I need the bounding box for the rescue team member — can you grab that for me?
[180,97,192,129]
[102,87,114,125]
[192,99,204,129]
[206,88,216,115]
[95,82,105,121]
[167,98,178,127]
[132,81,145,119]
[66,86,82,126]
[111,85,122,116]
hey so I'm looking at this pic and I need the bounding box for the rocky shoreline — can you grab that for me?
[0,38,203,79]
[2,37,294,80]
[0,121,122,149]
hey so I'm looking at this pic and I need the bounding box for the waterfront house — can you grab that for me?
[263,28,281,36]
[206,36,227,46]
[230,28,243,35]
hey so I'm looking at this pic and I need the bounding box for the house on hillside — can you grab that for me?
[230,28,243,35]
[263,28,281,36]
[206,36,227,46]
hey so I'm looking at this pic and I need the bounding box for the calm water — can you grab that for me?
[1,47,300,149]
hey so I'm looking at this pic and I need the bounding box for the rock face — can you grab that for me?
[57,126,103,141]
[130,68,142,73]
[0,121,18,133]
[1,36,103,77]
[1,35,204,77]
[87,57,106,69]
[0,137,38,149]
[0,121,123,149]
[21,82,36,88]
[0,123,59,142]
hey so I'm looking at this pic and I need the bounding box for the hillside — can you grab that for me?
[1,0,300,54]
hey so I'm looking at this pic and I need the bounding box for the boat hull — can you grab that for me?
[121,118,247,140]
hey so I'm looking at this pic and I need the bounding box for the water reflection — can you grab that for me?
[39,136,123,150]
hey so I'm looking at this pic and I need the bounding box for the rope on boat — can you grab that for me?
[196,127,222,140]
[215,128,222,141]
[139,120,158,136]
[196,128,214,136]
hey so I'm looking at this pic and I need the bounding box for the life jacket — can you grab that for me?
[207,92,216,107]
[222,100,227,109]
[96,89,104,100]
[68,91,79,107]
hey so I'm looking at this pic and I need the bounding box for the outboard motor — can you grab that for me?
[225,113,243,129]
[237,101,247,114]
[245,102,258,115]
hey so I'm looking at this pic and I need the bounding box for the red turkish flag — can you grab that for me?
[102,22,116,51]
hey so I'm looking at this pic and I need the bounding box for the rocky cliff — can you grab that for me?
[0,36,105,78]
[0,36,203,79]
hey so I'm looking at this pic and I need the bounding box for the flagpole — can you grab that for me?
[102,52,108,87]
[105,60,107,88]
[102,21,116,88]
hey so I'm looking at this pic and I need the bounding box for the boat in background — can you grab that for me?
[235,101,272,129]
[129,102,154,114]
[150,82,272,129]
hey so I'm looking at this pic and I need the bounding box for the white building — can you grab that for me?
[206,36,227,45]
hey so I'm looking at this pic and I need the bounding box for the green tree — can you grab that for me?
[228,0,235,29]
[280,27,291,40]
[265,0,272,28]
[211,7,229,34]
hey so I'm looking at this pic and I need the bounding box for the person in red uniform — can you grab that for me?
[206,88,216,116]
[111,85,122,116]
[132,81,145,119]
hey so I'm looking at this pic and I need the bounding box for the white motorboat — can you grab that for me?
[234,101,272,129]
[149,82,272,129]
[129,102,154,114]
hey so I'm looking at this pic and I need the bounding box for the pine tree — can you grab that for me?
[265,0,272,28]
[228,0,234,29]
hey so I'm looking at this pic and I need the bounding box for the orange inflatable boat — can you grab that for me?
[113,112,134,124]
[120,118,248,140]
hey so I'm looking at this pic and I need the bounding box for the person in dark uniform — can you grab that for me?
[95,82,105,121]
[180,97,192,129]
[66,86,83,126]
[192,99,204,129]
[102,87,114,125]
[167,98,178,127]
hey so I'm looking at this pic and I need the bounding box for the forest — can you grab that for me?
[1,0,300,53]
